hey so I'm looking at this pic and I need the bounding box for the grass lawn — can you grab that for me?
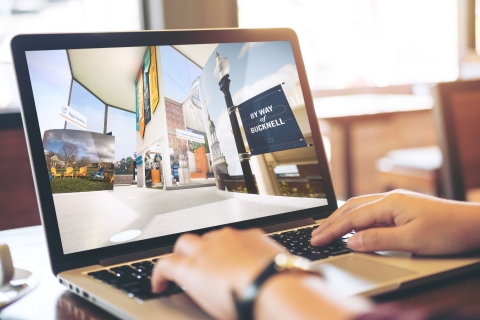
[50,177,113,193]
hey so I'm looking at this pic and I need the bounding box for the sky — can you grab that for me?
[43,129,115,163]
[107,106,136,161]
[26,49,136,163]
[199,41,301,176]
[160,46,202,103]
[26,50,71,136]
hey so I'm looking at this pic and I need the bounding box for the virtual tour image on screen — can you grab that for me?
[26,41,328,254]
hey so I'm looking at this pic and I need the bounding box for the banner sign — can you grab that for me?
[145,153,152,185]
[175,129,204,143]
[143,49,152,125]
[172,163,179,181]
[60,105,87,130]
[149,46,159,113]
[237,84,307,156]
[137,66,145,138]
[136,155,143,166]
[135,78,140,131]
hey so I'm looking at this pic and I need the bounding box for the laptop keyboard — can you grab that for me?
[87,259,183,302]
[269,226,353,260]
[86,225,353,302]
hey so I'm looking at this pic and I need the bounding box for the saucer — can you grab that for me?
[0,268,40,309]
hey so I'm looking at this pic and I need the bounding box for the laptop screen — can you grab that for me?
[25,41,329,254]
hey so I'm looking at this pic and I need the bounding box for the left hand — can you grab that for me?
[151,227,285,320]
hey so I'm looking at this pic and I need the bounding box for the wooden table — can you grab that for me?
[2,226,480,319]
[315,94,435,199]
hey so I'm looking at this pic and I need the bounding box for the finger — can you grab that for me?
[347,226,412,252]
[311,198,395,246]
[312,193,385,236]
[173,233,203,256]
[202,226,240,239]
[151,255,188,293]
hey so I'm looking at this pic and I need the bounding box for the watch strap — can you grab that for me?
[232,261,279,320]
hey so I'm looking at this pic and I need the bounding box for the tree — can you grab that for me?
[77,156,91,167]
[58,142,78,167]
[116,156,134,174]
[203,132,210,153]
[188,140,203,153]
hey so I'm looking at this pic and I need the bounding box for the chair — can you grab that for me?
[63,167,74,178]
[93,167,105,179]
[51,167,61,179]
[376,146,443,196]
[110,174,115,184]
[434,80,480,201]
[0,121,41,230]
[76,167,87,178]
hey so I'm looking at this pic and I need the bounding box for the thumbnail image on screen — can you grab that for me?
[26,41,328,254]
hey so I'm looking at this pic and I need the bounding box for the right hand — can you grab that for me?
[311,190,480,255]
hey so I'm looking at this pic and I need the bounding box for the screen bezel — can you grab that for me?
[11,28,338,274]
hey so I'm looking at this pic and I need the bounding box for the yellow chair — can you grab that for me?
[76,167,87,178]
[110,174,115,184]
[51,167,61,179]
[63,167,74,178]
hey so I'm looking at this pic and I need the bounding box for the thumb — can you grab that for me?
[347,227,409,252]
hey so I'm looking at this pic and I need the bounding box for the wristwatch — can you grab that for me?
[231,253,320,320]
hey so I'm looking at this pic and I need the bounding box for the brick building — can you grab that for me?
[165,97,188,164]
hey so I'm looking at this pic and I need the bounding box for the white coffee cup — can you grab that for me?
[0,244,14,287]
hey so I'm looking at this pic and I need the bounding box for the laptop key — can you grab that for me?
[88,261,183,302]
[303,252,328,260]
[88,270,117,281]
[271,227,355,260]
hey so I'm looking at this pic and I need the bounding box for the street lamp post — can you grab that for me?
[214,52,258,194]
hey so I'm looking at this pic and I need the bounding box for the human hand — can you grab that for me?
[151,228,285,320]
[311,189,480,255]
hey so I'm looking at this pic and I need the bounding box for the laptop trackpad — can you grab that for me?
[311,255,416,297]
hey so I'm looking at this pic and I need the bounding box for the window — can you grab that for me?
[238,0,458,90]
[0,0,142,113]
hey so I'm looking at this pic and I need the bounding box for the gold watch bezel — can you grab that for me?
[273,252,314,273]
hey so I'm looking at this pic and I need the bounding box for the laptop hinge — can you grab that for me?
[261,217,316,234]
[99,245,174,267]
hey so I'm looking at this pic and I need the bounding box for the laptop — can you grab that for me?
[11,28,480,319]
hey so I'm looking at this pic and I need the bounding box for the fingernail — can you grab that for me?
[347,234,362,250]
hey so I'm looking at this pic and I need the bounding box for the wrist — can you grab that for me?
[232,253,319,320]
[254,272,321,319]
[254,272,370,320]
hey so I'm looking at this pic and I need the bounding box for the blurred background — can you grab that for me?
[2,0,480,229]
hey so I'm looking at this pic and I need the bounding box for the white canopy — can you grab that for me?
[67,44,217,112]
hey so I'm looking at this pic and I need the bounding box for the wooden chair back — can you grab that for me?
[0,115,40,230]
[434,80,480,200]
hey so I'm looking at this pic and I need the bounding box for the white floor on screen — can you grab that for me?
[54,186,327,254]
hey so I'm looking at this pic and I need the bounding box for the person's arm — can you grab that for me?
[254,271,370,320]
[151,228,371,320]
[311,189,480,255]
